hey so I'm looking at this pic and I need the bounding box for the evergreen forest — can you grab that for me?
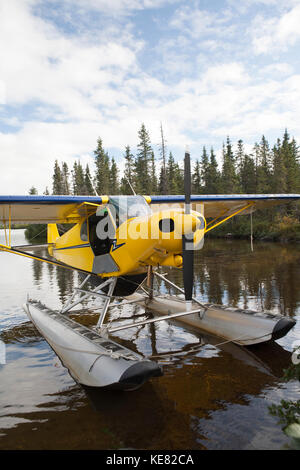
[26,124,300,242]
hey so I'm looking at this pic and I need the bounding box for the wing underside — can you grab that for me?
[0,195,106,224]
[0,194,299,224]
[149,194,300,218]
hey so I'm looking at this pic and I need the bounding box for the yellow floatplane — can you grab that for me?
[1,151,299,389]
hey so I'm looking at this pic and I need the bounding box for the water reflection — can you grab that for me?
[0,231,299,449]
[158,239,300,317]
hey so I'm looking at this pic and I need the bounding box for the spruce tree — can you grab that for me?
[158,123,168,194]
[29,186,38,195]
[120,145,135,195]
[240,154,256,193]
[201,146,210,193]
[62,162,70,195]
[110,157,119,194]
[135,123,152,194]
[235,139,245,192]
[192,159,201,193]
[84,165,94,195]
[281,129,300,193]
[52,160,64,195]
[221,137,238,194]
[94,138,110,195]
[149,151,158,194]
[72,161,85,195]
[272,138,287,193]
[257,135,271,193]
[166,152,183,194]
[289,137,300,192]
[206,148,221,194]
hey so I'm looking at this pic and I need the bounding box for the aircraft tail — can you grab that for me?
[47,224,59,244]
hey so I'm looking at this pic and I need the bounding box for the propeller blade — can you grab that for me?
[182,148,194,304]
[184,147,191,215]
[182,235,194,301]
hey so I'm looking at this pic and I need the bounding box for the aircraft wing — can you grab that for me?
[1,193,300,224]
[0,195,107,224]
[149,194,300,218]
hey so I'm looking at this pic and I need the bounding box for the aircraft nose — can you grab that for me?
[157,213,204,237]
[181,213,203,235]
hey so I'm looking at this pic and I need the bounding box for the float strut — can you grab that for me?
[96,277,117,329]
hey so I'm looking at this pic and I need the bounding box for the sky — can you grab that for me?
[1,0,300,194]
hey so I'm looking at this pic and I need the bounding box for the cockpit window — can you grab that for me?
[104,196,151,227]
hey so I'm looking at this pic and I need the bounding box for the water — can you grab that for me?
[0,230,299,450]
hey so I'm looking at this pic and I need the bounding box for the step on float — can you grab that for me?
[23,300,162,390]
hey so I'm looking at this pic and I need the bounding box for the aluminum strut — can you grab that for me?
[60,275,116,315]
[96,277,117,329]
[107,307,202,333]
[153,271,206,311]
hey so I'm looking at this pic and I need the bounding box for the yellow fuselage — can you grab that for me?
[48,207,206,277]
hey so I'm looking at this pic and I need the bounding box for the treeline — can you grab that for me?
[49,123,184,196]
[28,124,300,241]
[48,125,300,198]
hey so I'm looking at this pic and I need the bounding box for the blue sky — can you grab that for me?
[0,0,300,194]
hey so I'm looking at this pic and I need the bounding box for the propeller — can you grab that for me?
[182,147,194,310]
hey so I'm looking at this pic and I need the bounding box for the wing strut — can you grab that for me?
[0,244,92,275]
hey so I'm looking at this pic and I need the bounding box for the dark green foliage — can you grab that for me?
[149,151,158,194]
[72,161,85,195]
[120,146,135,195]
[45,128,300,240]
[29,186,38,195]
[158,123,168,195]
[84,164,95,195]
[52,160,64,195]
[110,157,119,195]
[283,362,300,382]
[135,123,153,194]
[94,138,110,195]
[201,146,210,193]
[166,152,183,194]
[221,136,239,194]
[206,148,221,194]
[269,400,300,427]
[256,135,271,193]
[268,363,300,446]
[192,159,201,193]
[61,162,70,194]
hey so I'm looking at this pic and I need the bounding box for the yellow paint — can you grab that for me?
[143,195,152,204]
[53,222,95,273]
[109,208,206,276]
[0,197,256,280]
[39,205,206,278]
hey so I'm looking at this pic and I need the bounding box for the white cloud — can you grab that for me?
[170,4,234,39]
[227,0,299,13]
[259,63,293,77]
[251,4,300,54]
[64,0,179,16]
[0,80,5,104]
[0,0,141,119]
[1,0,300,195]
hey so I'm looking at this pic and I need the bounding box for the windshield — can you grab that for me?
[105,196,151,227]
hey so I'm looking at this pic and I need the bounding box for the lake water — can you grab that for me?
[0,230,299,450]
